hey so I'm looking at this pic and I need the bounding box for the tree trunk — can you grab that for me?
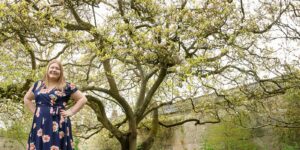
[120,133,137,150]
[120,138,129,150]
[137,109,159,150]
[129,132,137,150]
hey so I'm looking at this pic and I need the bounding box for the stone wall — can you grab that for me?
[78,92,285,150]
[0,90,293,150]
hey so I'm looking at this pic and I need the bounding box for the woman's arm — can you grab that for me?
[24,85,36,114]
[60,90,87,117]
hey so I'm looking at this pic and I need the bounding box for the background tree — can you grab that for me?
[0,0,300,149]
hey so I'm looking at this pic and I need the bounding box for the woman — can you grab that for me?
[24,59,87,150]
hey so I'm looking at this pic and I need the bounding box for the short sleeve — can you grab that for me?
[66,82,78,95]
[31,80,40,93]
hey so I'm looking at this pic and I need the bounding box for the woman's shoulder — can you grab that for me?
[33,79,42,83]
[64,81,78,93]
[65,81,77,88]
[33,80,44,87]
[31,80,44,92]
[65,81,76,85]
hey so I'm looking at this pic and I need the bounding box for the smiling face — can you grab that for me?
[42,59,66,91]
[47,63,61,81]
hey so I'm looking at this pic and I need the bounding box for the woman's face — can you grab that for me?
[48,63,61,81]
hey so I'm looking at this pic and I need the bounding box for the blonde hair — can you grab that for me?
[42,59,66,91]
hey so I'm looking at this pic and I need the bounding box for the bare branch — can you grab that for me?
[17,31,36,70]
[251,4,289,34]
[35,44,70,62]
[159,117,221,128]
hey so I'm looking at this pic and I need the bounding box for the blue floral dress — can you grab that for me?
[27,80,78,150]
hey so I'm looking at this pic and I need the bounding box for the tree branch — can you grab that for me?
[159,117,221,128]
[136,67,168,123]
[138,108,158,150]
[251,4,289,34]
[86,95,124,141]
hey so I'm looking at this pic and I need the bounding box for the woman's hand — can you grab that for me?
[60,90,87,118]
[60,109,74,118]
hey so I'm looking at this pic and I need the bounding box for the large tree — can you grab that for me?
[1,0,300,149]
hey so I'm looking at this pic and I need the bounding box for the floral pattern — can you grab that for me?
[51,145,60,150]
[69,83,76,90]
[55,90,66,97]
[37,128,43,137]
[27,81,78,150]
[42,135,50,143]
[53,121,58,132]
[49,94,58,105]
[35,107,40,118]
[29,142,35,150]
[59,131,65,139]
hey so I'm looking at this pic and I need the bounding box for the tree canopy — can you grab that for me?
[1,0,300,149]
